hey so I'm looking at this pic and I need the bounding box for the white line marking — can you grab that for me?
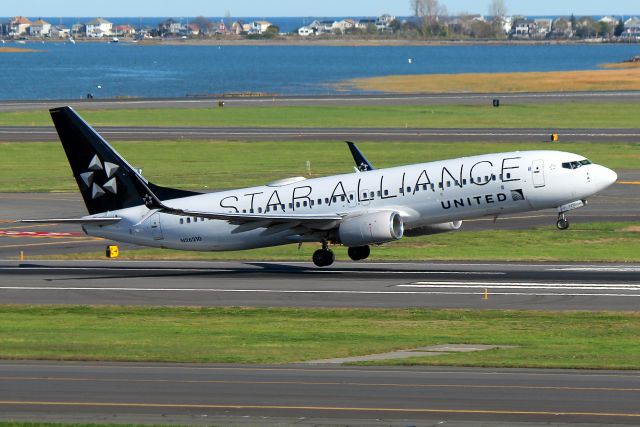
[550,267,640,272]
[404,283,640,291]
[0,286,638,297]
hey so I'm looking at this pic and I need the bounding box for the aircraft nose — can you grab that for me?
[596,165,617,190]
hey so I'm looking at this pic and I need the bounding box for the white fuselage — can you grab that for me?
[84,150,617,251]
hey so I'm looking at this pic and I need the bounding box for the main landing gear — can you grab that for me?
[556,212,569,230]
[347,245,370,261]
[312,240,335,267]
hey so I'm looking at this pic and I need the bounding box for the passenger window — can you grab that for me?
[406,186,411,192]
[296,202,301,208]
[250,209,254,213]
[187,218,191,223]
[370,192,375,198]
[384,190,389,196]
[506,173,511,179]
[180,218,184,224]
[349,194,354,200]
[446,181,451,188]
[438,182,443,189]
[303,201,308,207]
[242,209,246,213]
[376,191,381,197]
[317,199,322,205]
[258,208,263,213]
[340,196,345,202]
[462,179,467,185]
[430,184,435,190]
[289,203,293,209]
[325,198,329,204]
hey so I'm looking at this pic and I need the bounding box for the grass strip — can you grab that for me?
[2,103,640,128]
[0,305,638,369]
[0,140,636,192]
[42,222,640,263]
[344,69,640,94]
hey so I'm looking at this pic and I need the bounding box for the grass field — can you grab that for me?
[0,305,638,369]
[344,69,640,94]
[2,103,640,128]
[45,222,640,263]
[0,140,636,192]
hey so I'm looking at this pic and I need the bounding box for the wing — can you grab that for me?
[160,204,342,231]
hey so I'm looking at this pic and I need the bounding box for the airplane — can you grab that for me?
[23,106,618,267]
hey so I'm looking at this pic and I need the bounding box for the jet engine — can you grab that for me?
[403,220,463,237]
[338,211,404,247]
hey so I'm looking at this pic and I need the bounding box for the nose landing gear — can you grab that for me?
[312,240,335,267]
[556,213,569,230]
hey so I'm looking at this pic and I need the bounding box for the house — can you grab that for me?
[332,19,355,33]
[298,26,314,36]
[376,14,396,32]
[599,16,618,26]
[50,25,71,38]
[534,19,552,37]
[215,20,227,35]
[9,16,32,36]
[28,19,51,37]
[512,18,536,37]
[356,18,376,30]
[158,18,183,35]
[113,25,135,37]
[71,23,84,37]
[622,17,640,39]
[230,21,244,35]
[249,20,272,35]
[85,18,112,37]
[186,23,201,36]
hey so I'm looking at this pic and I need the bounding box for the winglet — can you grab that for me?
[346,141,374,172]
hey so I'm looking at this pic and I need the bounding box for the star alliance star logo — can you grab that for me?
[79,155,119,199]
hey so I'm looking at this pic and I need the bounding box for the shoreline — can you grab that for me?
[3,36,637,47]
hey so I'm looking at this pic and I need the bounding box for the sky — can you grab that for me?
[2,0,639,18]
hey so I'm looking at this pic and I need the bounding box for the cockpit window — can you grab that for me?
[562,159,592,170]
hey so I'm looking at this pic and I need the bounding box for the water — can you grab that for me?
[1,42,639,100]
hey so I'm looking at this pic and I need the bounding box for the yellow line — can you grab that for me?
[0,400,638,417]
[0,238,102,249]
[617,181,640,185]
[1,376,639,392]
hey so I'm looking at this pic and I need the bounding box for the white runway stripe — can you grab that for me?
[404,282,640,291]
[0,286,639,298]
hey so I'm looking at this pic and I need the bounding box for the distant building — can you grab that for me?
[332,19,355,33]
[249,20,272,35]
[230,21,245,35]
[158,18,183,35]
[622,17,640,39]
[28,19,51,37]
[534,18,552,37]
[599,16,618,26]
[298,26,314,36]
[215,20,227,35]
[85,18,112,37]
[186,23,201,36]
[512,18,536,37]
[50,25,71,38]
[551,17,572,38]
[356,18,376,30]
[113,25,135,37]
[376,14,396,32]
[9,16,32,36]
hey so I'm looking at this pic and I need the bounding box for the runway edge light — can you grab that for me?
[106,245,119,259]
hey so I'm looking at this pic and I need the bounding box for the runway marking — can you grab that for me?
[618,181,640,185]
[550,267,640,272]
[0,230,84,238]
[405,282,640,291]
[0,238,102,249]
[2,376,639,392]
[0,400,638,418]
[0,286,639,298]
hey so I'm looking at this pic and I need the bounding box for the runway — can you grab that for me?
[0,260,639,310]
[2,91,640,112]
[0,361,639,426]
[4,125,640,142]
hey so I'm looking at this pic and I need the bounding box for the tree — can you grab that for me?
[264,25,280,37]
[575,17,598,38]
[614,18,625,37]
[599,21,613,38]
[570,14,577,30]
[488,0,507,37]
[192,16,213,35]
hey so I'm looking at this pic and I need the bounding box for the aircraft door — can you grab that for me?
[531,159,545,188]
[146,213,164,240]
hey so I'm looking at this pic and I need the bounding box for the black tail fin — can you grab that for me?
[50,106,199,215]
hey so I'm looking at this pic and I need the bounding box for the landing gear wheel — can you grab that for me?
[312,249,335,267]
[347,245,371,261]
[556,214,569,230]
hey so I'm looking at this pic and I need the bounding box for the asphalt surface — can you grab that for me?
[2,91,640,111]
[5,125,640,142]
[0,260,639,310]
[0,361,638,426]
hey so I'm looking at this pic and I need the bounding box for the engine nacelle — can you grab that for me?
[404,220,463,237]
[338,211,404,247]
